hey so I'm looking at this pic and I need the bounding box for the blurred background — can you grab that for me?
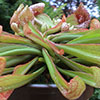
[0,0,100,99]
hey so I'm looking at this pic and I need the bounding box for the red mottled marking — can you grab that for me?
[0,90,13,100]
[62,15,66,22]
[23,24,32,35]
[0,58,13,100]
[29,3,45,17]
[59,49,64,55]
[90,19,100,29]
[65,76,85,99]
[0,57,6,75]
[47,40,64,55]
[0,25,3,35]
[74,3,90,24]
[34,11,40,16]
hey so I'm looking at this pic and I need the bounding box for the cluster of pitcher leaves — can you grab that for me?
[0,2,100,100]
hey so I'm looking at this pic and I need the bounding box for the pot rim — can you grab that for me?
[28,84,57,88]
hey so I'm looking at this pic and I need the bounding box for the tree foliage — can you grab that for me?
[50,0,97,17]
[0,0,32,32]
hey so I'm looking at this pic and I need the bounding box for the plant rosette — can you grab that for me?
[0,2,100,100]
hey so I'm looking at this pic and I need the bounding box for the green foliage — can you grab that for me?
[0,0,32,32]
[90,88,100,100]
[97,0,100,10]
[97,0,100,21]
[43,1,66,19]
